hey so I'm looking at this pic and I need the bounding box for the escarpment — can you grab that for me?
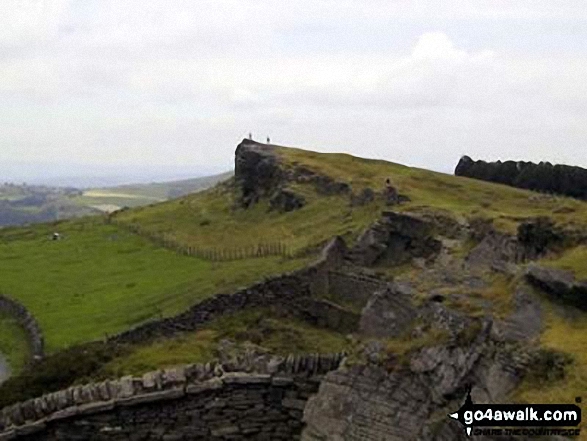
[455,155,587,200]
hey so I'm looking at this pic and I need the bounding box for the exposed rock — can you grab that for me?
[302,320,539,441]
[234,139,283,207]
[350,188,375,206]
[466,231,526,269]
[517,217,564,256]
[359,284,417,338]
[269,188,305,212]
[491,286,542,342]
[349,211,442,266]
[455,155,587,200]
[319,236,348,268]
[525,265,587,310]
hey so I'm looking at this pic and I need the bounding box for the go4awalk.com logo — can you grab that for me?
[448,389,582,438]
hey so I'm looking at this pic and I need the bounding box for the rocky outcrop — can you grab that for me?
[359,284,417,338]
[350,188,375,206]
[269,188,306,212]
[525,265,587,310]
[302,320,541,441]
[234,140,350,209]
[455,155,587,200]
[235,140,283,207]
[491,286,543,342]
[0,353,345,440]
[349,211,442,266]
[0,295,44,362]
[466,218,569,270]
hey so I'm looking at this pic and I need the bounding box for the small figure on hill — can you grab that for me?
[384,178,400,206]
[267,136,271,143]
[248,132,253,140]
[52,232,60,241]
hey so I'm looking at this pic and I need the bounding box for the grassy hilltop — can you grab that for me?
[0,141,586,423]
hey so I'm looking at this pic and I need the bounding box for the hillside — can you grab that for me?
[0,172,231,227]
[73,171,233,213]
[0,140,586,440]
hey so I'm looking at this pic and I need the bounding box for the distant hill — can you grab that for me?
[0,171,233,226]
[73,171,233,213]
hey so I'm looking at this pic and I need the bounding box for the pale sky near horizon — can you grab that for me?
[2,0,587,179]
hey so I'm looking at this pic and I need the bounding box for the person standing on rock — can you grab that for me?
[384,178,399,205]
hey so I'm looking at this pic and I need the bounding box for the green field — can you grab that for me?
[0,218,307,352]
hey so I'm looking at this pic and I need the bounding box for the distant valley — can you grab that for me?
[0,171,232,227]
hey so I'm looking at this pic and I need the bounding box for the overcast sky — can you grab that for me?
[2,0,587,182]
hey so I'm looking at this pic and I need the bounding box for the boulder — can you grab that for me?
[525,265,587,310]
[269,188,305,212]
[350,188,375,206]
[349,212,441,266]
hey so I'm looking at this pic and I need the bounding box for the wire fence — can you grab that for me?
[108,218,292,261]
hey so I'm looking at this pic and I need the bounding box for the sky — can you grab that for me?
[1,1,587,184]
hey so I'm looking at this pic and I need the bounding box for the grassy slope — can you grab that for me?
[0,218,307,352]
[540,245,587,279]
[276,146,587,233]
[101,309,349,378]
[0,313,30,377]
[115,144,587,259]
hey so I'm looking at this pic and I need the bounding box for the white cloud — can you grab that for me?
[1,1,587,176]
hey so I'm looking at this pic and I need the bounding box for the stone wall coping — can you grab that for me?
[0,352,345,435]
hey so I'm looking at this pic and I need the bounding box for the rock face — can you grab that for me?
[491,286,543,342]
[269,188,306,212]
[302,320,534,441]
[234,139,283,207]
[525,265,587,310]
[234,139,349,209]
[466,218,568,270]
[349,211,442,266]
[455,155,587,200]
[359,284,417,338]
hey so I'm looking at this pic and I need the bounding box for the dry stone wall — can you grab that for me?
[0,295,44,360]
[108,236,375,345]
[0,353,344,440]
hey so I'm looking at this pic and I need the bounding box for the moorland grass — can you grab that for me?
[513,305,587,437]
[114,144,587,262]
[540,245,587,280]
